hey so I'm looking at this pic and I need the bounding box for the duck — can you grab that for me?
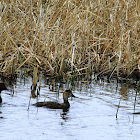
[34,90,75,110]
[0,83,8,103]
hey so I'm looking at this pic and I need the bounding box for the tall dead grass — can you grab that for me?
[0,0,139,79]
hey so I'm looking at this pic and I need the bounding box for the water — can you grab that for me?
[0,77,140,140]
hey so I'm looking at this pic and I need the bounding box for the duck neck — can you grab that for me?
[63,99,70,106]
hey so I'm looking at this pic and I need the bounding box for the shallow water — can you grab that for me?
[0,77,140,140]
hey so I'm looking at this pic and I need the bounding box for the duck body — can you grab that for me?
[34,90,74,110]
[35,101,70,109]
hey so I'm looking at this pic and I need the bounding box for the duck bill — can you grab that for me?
[71,93,76,98]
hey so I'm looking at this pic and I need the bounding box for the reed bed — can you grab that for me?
[0,0,139,79]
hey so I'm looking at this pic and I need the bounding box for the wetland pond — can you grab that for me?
[0,76,140,140]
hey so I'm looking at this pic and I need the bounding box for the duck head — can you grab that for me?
[0,83,7,92]
[0,83,12,103]
[0,83,8,103]
[63,90,75,102]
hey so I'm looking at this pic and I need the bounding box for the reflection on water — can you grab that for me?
[119,85,128,100]
[0,76,140,140]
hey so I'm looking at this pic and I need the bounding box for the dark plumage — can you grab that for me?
[0,83,7,103]
[34,90,75,110]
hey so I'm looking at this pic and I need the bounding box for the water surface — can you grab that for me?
[0,77,140,140]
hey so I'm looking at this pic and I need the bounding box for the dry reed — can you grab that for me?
[0,0,139,79]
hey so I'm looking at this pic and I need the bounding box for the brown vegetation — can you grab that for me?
[0,0,139,79]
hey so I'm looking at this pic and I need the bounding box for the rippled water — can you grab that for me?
[0,77,140,140]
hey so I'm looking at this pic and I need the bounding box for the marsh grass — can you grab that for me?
[0,0,139,79]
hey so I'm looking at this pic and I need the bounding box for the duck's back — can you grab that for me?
[34,101,63,109]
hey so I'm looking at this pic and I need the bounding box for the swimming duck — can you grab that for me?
[0,83,8,103]
[34,90,75,110]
